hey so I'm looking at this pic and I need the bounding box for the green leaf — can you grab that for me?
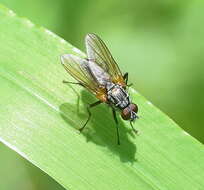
[0,5,204,190]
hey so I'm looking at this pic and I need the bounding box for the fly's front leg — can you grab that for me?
[112,108,120,145]
[130,121,138,134]
[79,100,102,132]
[123,72,133,87]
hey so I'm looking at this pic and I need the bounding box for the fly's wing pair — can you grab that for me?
[85,34,125,85]
[61,54,98,93]
[61,33,125,94]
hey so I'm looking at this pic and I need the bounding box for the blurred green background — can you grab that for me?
[0,0,204,189]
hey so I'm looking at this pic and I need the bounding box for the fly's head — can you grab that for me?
[121,103,138,121]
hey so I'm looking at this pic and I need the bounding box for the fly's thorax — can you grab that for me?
[106,83,130,109]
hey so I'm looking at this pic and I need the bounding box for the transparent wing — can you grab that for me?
[61,54,99,93]
[85,33,124,85]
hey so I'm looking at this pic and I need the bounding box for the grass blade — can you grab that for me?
[0,5,204,190]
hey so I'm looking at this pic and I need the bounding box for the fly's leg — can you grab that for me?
[112,108,120,145]
[63,80,84,87]
[130,121,138,134]
[127,83,133,87]
[123,73,133,87]
[63,80,83,113]
[79,101,102,132]
[123,72,128,84]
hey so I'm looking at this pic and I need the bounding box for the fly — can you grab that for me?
[61,33,139,145]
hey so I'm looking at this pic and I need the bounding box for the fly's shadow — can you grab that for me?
[59,88,137,163]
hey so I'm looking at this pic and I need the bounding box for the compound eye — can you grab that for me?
[121,107,131,120]
[129,103,138,113]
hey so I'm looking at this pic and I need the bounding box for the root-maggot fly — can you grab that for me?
[61,33,139,144]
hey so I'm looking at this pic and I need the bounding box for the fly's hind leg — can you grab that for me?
[123,72,133,87]
[63,80,84,87]
[63,80,84,113]
[112,108,120,145]
[79,100,102,132]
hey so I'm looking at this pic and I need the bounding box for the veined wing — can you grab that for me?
[85,33,125,86]
[61,54,99,93]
